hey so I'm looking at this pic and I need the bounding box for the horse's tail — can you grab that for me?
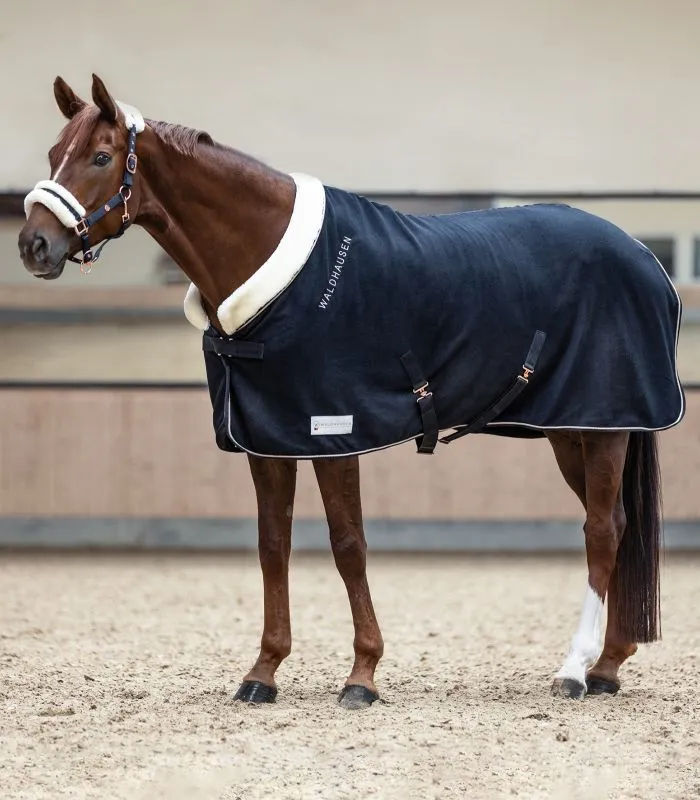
[616,431,663,643]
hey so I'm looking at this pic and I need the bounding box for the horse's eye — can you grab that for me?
[94,152,112,167]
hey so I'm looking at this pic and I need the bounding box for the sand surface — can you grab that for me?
[1,550,699,799]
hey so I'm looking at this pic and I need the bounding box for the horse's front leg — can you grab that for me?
[234,454,297,704]
[313,456,384,709]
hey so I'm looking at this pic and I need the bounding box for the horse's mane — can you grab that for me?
[145,120,215,156]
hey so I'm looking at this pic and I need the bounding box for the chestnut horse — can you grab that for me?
[18,74,675,709]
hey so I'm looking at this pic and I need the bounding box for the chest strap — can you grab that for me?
[202,337,265,359]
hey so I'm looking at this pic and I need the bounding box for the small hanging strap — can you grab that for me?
[400,350,439,454]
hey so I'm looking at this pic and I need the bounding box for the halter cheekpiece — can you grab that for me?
[23,103,143,273]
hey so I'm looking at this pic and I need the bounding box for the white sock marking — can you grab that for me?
[555,584,604,687]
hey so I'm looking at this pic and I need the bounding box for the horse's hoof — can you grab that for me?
[586,676,620,696]
[233,680,277,704]
[551,677,586,700]
[338,684,379,710]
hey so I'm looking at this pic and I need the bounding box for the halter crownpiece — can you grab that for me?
[23,101,145,272]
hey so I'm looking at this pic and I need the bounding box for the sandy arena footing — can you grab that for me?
[1,551,699,799]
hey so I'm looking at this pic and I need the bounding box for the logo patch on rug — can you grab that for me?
[310,415,354,436]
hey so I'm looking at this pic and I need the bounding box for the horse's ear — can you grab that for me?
[53,76,86,120]
[91,73,118,124]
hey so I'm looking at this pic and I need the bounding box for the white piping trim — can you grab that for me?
[183,172,327,335]
[633,238,686,427]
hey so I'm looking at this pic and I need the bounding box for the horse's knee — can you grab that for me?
[329,527,367,574]
[257,529,291,574]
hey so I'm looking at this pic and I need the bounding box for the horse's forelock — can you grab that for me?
[49,106,102,170]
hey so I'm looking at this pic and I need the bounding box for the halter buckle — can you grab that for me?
[120,186,132,225]
[80,251,93,274]
[75,219,88,237]
[126,153,138,174]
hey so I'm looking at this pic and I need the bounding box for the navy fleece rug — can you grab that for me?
[203,186,684,458]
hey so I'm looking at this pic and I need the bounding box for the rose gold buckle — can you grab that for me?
[413,382,432,400]
[521,366,533,381]
[126,153,138,174]
[120,186,131,224]
[80,251,93,274]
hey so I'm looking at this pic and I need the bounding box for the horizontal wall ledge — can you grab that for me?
[0,518,698,553]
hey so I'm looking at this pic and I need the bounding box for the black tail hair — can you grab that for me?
[616,431,663,642]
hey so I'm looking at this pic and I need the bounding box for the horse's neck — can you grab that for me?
[135,131,296,328]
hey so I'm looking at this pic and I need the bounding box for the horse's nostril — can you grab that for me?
[31,234,50,262]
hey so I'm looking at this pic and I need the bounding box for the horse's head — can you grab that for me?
[19,74,144,279]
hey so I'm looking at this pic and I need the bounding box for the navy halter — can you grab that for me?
[39,124,139,268]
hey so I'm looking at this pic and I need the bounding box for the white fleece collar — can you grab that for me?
[183,172,326,335]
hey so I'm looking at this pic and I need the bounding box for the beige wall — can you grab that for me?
[0,387,698,521]
[3,0,700,194]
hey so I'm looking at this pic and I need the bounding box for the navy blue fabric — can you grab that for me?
[203,186,684,458]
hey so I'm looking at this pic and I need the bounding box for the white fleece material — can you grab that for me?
[183,172,327,335]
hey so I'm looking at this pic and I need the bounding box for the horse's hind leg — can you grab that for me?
[587,432,663,694]
[313,456,384,709]
[548,431,629,700]
[584,569,638,695]
[234,455,297,704]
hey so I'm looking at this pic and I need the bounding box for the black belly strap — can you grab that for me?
[439,329,547,445]
[400,330,546,454]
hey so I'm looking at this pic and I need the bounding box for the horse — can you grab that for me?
[18,74,684,710]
